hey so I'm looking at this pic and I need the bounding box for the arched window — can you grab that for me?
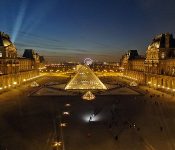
[161,69,164,75]
[172,67,175,76]
[161,78,163,86]
[161,52,165,59]
[167,66,170,75]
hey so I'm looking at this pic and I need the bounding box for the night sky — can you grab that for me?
[0,0,175,61]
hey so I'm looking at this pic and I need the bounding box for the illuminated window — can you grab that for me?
[0,52,2,57]
[161,52,165,59]
[173,67,175,75]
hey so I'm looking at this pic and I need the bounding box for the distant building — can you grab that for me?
[0,32,19,75]
[90,61,119,72]
[23,49,42,69]
[120,33,175,91]
[0,32,44,89]
[145,33,175,75]
[120,50,142,69]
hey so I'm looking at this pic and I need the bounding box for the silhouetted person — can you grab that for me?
[89,116,92,122]
[115,135,118,140]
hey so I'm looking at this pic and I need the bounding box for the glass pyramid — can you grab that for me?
[82,91,95,100]
[65,65,107,90]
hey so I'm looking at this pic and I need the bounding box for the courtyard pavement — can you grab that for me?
[0,75,175,150]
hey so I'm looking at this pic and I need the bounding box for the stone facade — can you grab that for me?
[120,50,146,84]
[0,32,44,90]
[120,33,175,91]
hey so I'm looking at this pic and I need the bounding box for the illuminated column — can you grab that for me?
[165,79,168,88]
[155,76,158,87]
[169,79,172,89]
[0,76,2,88]
[155,76,158,86]
[157,77,161,87]
[162,78,164,87]
[172,79,175,89]
[171,80,173,89]
[166,78,170,88]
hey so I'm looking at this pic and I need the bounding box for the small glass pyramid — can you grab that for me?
[82,91,95,100]
[65,65,107,90]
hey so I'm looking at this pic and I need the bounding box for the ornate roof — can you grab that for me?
[149,33,175,49]
[0,32,13,47]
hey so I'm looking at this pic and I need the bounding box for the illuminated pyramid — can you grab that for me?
[65,65,107,90]
[82,91,95,100]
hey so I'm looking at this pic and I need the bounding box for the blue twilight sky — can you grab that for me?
[0,0,175,61]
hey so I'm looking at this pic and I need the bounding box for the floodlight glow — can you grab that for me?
[82,113,101,122]
[63,111,70,115]
[60,123,67,127]
[52,141,62,147]
[13,82,17,85]
[12,0,27,42]
[65,103,71,107]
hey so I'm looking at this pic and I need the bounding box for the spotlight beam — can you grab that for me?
[12,0,28,42]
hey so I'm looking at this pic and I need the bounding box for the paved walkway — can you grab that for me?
[117,76,175,102]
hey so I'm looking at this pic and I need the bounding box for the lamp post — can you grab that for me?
[52,111,67,150]
[59,115,65,150]
[13,81,17,89]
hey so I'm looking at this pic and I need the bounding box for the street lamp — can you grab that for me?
[13,81,17,85]
[60,123,67,127]
[52,141,62,149]
[65,103,71,107]
[63,111,70,115]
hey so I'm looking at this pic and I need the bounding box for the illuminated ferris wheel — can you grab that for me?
[84,58,93,65]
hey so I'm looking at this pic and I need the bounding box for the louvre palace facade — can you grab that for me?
[120,33,175,91]
[0,32,44,90]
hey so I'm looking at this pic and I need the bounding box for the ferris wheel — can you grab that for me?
[84,58,93,65]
